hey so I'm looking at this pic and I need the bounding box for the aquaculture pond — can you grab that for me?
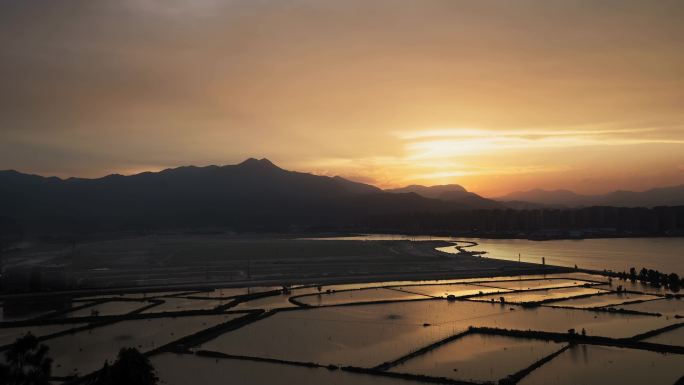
[141,297,229,314]
[0,303,57,322]
[75,290,199,301]
[479,278,596,291]
[470,287,607,304]
[612,279,681,295]
[390,283,511,298]
[198,298,674,369]
[644,325,684,347]
[293,287,431,307]
[547,292,661,309]
[616,298,684,318]
[0,323,87,347]
[44,313,241,376]
[389,333,564,382]
[1,271,681,383]
[61,300,154,318]
[517,344,684,385]
[152,353,423,385]
[233,287,327,310]
[199,301,471,367]
[189,286,281,299]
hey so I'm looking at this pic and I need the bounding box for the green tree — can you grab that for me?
[0,333,52,385]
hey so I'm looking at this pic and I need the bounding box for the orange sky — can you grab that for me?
[1,0,683,197]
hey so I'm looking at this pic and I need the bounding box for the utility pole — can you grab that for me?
[247,258,251,280]
[0,239,3,291]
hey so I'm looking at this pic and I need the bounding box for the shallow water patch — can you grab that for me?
[616,298,684,319]
[141,297,228,314]
[0,323,87,348]
[390,283,511,298]
[481,278,597,291]
[470,287,607,304]
[152,352,423,385]
[199,299,672,367]
[62,300,153,318]
[517,344,684,385]
[190,287,281,299]
[644,325,684,347]
[389,333,563,383]
[199,301,504,367]
[548,292,660,309]
[294,288,431,307]
[233,287,323,310]
[44,313,240,376]
[76,290,197,301]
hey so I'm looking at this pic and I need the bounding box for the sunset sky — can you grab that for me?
[1,0,683,197]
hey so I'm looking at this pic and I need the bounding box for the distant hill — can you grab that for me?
[598,184,684,207]
[496,189,589,207]
[331,175,382,194]
[496,184,684,208]
[386,184,502,209]
[0,158,483,233]
[499,200,552,210]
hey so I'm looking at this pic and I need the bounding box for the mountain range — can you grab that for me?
[1,158,682,234]
[385,184,502,209]
[495,185,684,208]
[0,158,496,233]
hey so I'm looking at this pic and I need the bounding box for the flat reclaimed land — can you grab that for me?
[3,234,564,294]
[14,236,684,384]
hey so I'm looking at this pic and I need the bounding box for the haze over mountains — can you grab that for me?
[385,184,502,209]
[496,185,684,208]
[385,183,684,209]
[1,158,682,234]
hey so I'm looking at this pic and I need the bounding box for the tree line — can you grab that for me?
[614,267,682,292]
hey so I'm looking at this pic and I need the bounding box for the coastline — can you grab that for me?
[1,238,567,300]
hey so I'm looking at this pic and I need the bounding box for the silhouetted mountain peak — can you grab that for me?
[237,157,280,170]
[386,183,501,208]
[102,173,125,179]
[387,184,467,195]
[0,160,497,232]
[1,169,44,178]
[0,169,62,182]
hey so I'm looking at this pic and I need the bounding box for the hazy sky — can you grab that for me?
[2,0,683,196]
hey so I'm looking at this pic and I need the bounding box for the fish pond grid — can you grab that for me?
[1,272,682,385]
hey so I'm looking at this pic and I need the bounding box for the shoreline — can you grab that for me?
[1,239,571,300]
[5,229,684,250]
[350,231,684,241]
[2,235,679,300]
[0,263,569,301]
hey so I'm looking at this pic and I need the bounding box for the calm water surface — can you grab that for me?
[465,237,684,274]
[518,344,684,385]
[316,235,684,275]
